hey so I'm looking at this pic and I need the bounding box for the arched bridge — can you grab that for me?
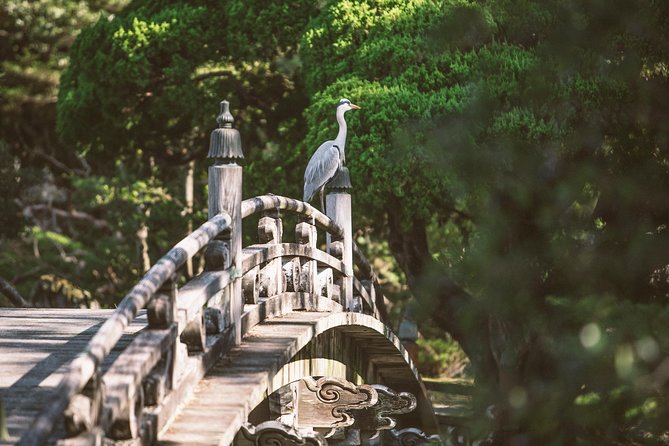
[1,102,442,446]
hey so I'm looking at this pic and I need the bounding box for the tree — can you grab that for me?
[56,0,669,443]
[0,0,128,174]
[0,0,131,304]
[57,0,320,177]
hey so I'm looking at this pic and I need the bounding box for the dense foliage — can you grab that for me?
[4,0,669,443]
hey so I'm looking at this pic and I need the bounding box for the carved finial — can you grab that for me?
[208,99,244,161]
[217,100,234,128]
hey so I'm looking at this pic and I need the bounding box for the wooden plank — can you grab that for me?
[177,270,232,336]
[0,308,146,444]
[158,313,332,446]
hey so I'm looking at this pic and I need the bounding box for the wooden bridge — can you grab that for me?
[1,101,446,446]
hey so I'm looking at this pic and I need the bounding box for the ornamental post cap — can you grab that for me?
[208,99,244,161]
[326,165,352,191]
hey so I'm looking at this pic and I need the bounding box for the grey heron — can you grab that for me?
[303,98,360,211]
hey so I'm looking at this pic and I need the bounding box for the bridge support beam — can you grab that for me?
[326,167,354,311]
[207,100,244,344]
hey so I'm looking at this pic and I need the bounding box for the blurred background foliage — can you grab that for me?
[2,0,669,443]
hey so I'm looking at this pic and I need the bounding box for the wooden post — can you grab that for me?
[326,166,354,311]
[206,100,244,345]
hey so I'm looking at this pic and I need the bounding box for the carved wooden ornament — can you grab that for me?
[235,421,327,446]
[353,384,417,431]
[297,377,378,429]
[386,427,442,446]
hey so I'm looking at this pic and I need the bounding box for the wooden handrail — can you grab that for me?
[352,242,391,323]
[19,212,231,446]
[241,195,345,240]
[352,242,373,280]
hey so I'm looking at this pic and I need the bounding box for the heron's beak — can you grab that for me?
[350,103,361,110]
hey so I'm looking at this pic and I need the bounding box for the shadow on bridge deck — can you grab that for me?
[0,308,146,444]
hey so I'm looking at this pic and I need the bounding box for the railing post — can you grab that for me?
[206,100,244,345]
[296,216,318,297]
[326,166,354,311]
[258,209,284,298]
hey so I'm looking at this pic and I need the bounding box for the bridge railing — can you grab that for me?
[21,100,390,446]
[239,194,382,319]
[20,213,232,445]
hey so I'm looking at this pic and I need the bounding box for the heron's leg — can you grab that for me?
[319,189,325,213]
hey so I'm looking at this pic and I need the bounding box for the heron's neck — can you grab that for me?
[334,109,347,163]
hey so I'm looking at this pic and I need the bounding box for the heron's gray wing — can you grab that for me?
[303,141,340,202]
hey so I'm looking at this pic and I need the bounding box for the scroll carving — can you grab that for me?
[297,377,378,429]
[236,421,327,446]
[352,384,417,431]
[386,428,442,446]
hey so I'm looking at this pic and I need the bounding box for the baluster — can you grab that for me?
[207,99,244,345]
[296,216,318,297]
[282,257,301,293]
[258,209,285,298]
[147,275,177,329]
[204,226,231,336]
[316,267,333,299]
[108,384,145,440]
[63,371,104,439]
[243,265,260,304]
[144,276,178,405]
[326,167,354,311]
[181,311,207,353]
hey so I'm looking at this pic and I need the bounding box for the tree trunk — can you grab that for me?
[385,206,497,380]
[137,224,151,274]
[185,161,195,277]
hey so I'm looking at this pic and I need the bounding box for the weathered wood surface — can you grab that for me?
[242,244,350,278]
[18,213,232,446]
[158,309,437,446]
[241,196,344,241]
[0,308,146,444]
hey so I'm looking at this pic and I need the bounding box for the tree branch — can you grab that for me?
[23,204,111,231]
[0,276,30,307]
[192,69,234,83]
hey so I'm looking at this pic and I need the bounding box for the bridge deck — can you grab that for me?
[159,311,329,446]
[158,309,432,446]
[0,308,147,444]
